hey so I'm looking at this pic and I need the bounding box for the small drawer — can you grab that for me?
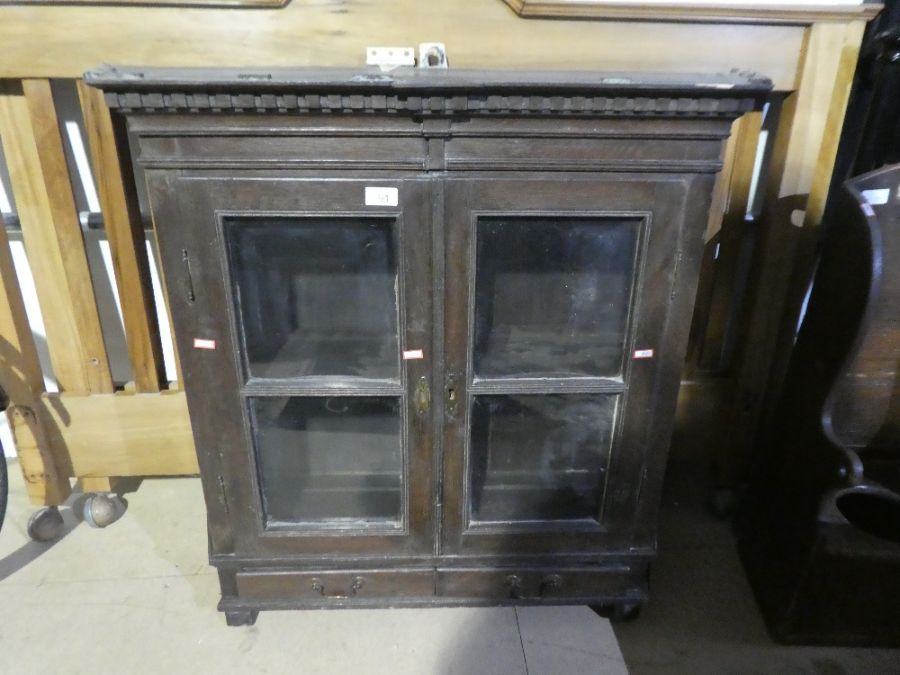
[236,568,435,602]
[444,136,724,172]
[436,566,637,601]
[138,134,427,170]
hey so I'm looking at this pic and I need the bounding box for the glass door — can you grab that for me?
[442,176,689,556]
[154,176,434,557]
[225,215,405,530]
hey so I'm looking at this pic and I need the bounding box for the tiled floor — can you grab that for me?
[0,461,626,675]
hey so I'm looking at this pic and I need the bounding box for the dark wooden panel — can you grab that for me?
[445,136,725,173]
[137,134,428,170]
[435,565,643,601]
[236,568,435,602]
[736,165,900,647]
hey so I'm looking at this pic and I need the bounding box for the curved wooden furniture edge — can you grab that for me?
[504,0,882,25]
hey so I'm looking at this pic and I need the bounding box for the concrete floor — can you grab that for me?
[614,463,900,675]
[0,460,626,675]
[1,460,898,674]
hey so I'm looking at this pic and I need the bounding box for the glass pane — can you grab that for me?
[224,217,399,380]
[468,394,617,524]
[250,396,403,528]
[474,216,640,378]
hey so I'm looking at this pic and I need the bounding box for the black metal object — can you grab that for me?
[737,164,900,647]
[825,0,900,215]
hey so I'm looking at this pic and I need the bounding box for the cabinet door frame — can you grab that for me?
[148,172,436,559]
[441,173,700,556]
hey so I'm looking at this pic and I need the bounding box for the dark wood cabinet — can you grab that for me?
[87,66,769,624]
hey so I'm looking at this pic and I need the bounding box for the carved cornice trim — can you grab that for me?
[87,67,771,119]
[101,90,762,118]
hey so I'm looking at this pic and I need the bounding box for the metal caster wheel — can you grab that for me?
[27,505,64,542]
[83,493,123,528]
[591,601,643,622]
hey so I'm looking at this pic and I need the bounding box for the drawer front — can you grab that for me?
[435,566,641,601]
[139,134,427,170]
[236,568,435,602]
[131,114,427,171]
[445,136,723,172]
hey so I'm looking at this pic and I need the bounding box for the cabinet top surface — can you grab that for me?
[86,66,770,119]
[85,65,772,96]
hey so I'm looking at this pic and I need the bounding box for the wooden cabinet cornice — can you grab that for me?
[87,66,770,625]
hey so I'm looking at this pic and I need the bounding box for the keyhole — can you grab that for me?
[448,388,456,402]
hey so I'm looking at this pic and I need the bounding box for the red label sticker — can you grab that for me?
[402,349,424,360]
[193,338,216,350]
[633,348,654,359]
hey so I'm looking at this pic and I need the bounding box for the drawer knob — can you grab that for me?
[540,574,563,596]
[505,574,523,599]
[310,576,365,599]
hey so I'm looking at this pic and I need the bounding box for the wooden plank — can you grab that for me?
[0,1,805,90]
[803,23,868,227]
[704,117,742,244]
[148,226,183,388]
[0,79,113,395]
[6,0,287,7]
[77,79,165,393]
[722,21,867,480]
[505,0,882,24]
[686,122,735,371]
[698,111,764,371]
[684,117,743,373]
[42,391,198,478]
[723,112,765,235]
[0,212,71,505]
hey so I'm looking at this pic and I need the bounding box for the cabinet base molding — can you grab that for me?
[218,559,649,616]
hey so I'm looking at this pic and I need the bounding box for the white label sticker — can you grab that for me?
[193,338,216,350]
[862,203,876,217]
[402,349,424,360]
[633,349,654,360]
[365,186,398,207]
[861,188,890,205]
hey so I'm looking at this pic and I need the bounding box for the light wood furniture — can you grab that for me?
[0,1,879,523]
